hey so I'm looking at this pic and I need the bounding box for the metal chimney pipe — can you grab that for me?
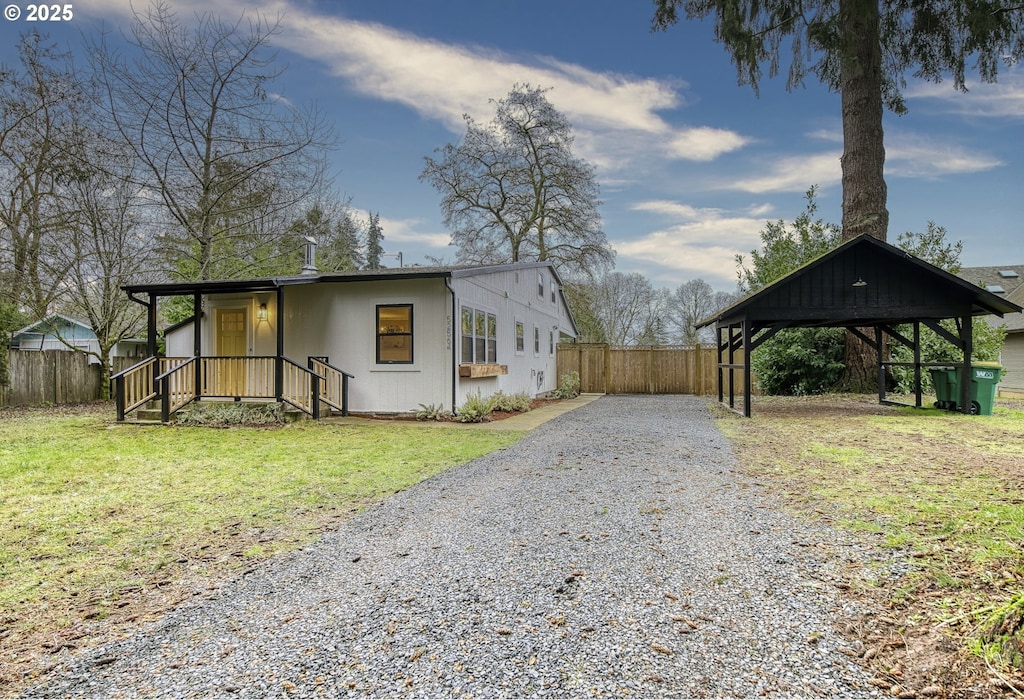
[301,236,318,275]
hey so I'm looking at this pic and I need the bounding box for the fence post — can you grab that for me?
[311,374,321,420]
[695,343,703,396]
[598,343,606,392]
[341,373,349,416]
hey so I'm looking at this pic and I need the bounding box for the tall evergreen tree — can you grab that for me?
[366,212,384,270]
[653,0,1022,389]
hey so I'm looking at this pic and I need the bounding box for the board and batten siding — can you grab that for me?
[451,266,571,409]
[1001,333,1024,397]
[283,279,453,413]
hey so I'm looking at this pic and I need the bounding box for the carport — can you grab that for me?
[698,235,1023,417]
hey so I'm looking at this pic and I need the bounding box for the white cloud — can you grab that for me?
[382,217,451,249]
[668,127,750,161]
[885,132,1004,177]
[348,212,451,249]
[611,204,769,287]
[79,0,750,179]
[731,152,842,193]
[905,71,1024,119]
[275,11,752,171]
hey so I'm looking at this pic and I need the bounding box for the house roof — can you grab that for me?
[11,313,92,338]
[123,260,580,336]
[121,261,569,296]
[697,235,1022,330]
[958,264,1024,333]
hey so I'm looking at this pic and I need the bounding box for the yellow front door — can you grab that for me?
[215,309,248,396]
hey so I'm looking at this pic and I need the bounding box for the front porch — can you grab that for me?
[113,355,353,422]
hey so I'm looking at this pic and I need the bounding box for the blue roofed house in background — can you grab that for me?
[9,314,147,365]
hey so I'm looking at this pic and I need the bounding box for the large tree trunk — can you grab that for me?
[839,0,888,392]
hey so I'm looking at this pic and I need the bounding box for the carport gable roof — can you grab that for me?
[698,235,1022,330]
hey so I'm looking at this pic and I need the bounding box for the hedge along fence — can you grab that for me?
[0,350,137,407]
[556,343,725,396]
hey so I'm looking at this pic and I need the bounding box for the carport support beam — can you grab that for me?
[742,321,752,418]
[960,314,973,414]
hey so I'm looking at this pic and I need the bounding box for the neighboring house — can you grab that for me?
[116,262,578,420]
[9,314,147,364]
[957,265,1024,397]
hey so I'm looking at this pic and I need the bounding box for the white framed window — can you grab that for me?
[461,306,497,363]
[538,272,544,299]
[534,325,540,355]
[515,320,525,354]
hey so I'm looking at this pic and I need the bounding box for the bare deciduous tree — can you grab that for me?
[55,136,157,396]
[0,32,84,316]
[421,84,614,277]
[568,272,667,345]
[666,279,736,345]
[90,1,333,281]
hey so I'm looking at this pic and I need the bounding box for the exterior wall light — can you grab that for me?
[257,303,268,321]
[852,277,868,287]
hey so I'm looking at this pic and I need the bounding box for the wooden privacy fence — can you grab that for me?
[556,343,719,395]
[1,350,139,407]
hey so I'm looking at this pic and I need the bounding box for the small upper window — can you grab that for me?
[538,273,544,298]
[377,304,413,364]
[550,279,556,303]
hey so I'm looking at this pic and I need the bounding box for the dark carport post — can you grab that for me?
[959,313,973,415]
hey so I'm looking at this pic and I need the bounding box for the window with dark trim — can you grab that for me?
[376,304,413,363]
[461,306,497,363]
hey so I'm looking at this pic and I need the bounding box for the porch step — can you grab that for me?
[135,407,165,422]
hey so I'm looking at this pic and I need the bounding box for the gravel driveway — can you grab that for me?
[30,395,879,698]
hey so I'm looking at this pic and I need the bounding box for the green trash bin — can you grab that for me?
[929,366,958,410]
[970,362,1003,416]
[929,363,1003,415]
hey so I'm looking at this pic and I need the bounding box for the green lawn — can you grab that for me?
[0,405,521,679]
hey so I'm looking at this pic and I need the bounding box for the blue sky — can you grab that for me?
[2,0,1021,291]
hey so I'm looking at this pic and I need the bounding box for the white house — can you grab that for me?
[115,262,577,420]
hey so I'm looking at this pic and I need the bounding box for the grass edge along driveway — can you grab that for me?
[0,406,522,690]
